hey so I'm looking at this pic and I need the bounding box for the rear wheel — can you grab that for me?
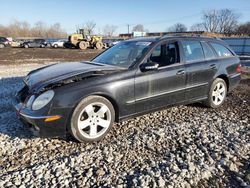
[54,44,58,48]
[79,41,88,50]
[95,41,103,50]
[205,78,227,108]
[24,44,29,48]
[69,96,115,142]
[0,44,4,49]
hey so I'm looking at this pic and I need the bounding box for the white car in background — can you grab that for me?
[51,39,67,48]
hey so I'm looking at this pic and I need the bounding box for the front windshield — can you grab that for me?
[92,41,152,68]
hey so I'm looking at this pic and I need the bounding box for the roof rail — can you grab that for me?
[160,31,206,38]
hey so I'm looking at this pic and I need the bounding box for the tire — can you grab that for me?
[69,95,115,142]
[204,78,227,108]
[0,43,4,49]
[54,44,58,48]
[40,44,45,48]
[79,41,87,50]
[95,41,103,50]
[24,44,29,48]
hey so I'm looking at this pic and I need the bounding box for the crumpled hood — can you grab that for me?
[24,61,123,91]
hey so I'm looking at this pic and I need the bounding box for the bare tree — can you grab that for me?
[132,24,145,32]
[103,25,118,37]
[202,9,239,34]
[84,21,96,35]
[218,9,239,33]
[32,21,47,37]
[46,23,67,38]
[202,10,219,33]
[190,23,205,31]
[237,22,250,35]
[168,23,187,32]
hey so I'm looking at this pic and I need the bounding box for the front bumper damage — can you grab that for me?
[14,92,69,138]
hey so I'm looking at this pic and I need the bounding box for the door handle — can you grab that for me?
[176,70,185,75]
[210,64,216,69]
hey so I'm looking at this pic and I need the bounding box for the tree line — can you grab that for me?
[168,9,250,36]
[130,9,250,36]
[0,20,68,38]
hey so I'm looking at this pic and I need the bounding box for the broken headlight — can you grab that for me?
[32,90,54,110]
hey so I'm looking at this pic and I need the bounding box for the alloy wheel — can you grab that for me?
[77,102,111,139]
[212,82,226,106]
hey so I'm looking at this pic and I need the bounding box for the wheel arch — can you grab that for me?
[71,92,120,123]
[216,74,229,91]
[94,93,119,122]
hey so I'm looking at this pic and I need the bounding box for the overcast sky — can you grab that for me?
[1,0,250,34]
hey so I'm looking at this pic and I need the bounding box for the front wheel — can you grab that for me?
[69,96,115,142]
[205,78,227,108]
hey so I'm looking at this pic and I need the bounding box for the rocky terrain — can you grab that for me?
[0,61,249,187]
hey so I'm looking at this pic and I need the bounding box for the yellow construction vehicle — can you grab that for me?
[67,29,104,50]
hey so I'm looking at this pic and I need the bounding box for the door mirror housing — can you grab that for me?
[140,62,159,72]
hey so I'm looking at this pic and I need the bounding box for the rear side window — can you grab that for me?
[210,42,233,57]
[182,40,204,62]
[201,42,216,60]
[0,37,6,42]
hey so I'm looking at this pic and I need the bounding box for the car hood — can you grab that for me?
[24,61,124,92]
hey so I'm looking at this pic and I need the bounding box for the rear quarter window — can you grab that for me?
[210,42,234,57]
[201,41,216,60]
[181,40,204,62]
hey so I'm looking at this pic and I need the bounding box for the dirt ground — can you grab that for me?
[0,48,102,65]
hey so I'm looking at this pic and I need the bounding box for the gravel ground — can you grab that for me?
[0,63,249,187]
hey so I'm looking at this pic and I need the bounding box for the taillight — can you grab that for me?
[236,64,241,73]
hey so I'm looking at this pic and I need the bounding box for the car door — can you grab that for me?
[181,40,219,101]
[134,40,186,114]
[35,40,42,47]
[29,40,36,47]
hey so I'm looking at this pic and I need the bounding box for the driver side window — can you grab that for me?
[149,42,179,67]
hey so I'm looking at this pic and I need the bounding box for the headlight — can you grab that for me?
[26,95,35,109]
[32,90,54,110]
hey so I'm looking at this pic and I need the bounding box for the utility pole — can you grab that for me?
[127,24,130,34]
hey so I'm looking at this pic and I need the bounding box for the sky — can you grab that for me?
[1,0,250,34]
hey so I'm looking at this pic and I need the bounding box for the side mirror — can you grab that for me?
[140,62,159,72]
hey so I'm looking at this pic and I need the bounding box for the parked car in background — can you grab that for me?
[112,38,125,46]
[103,38,125,48]
[102,39,114,48]
[22,39,46,48]
[0,37,10,48]
[10,39,24,48]
[44,38,59,47]
[15,36,241,142]
[51,39,67,48]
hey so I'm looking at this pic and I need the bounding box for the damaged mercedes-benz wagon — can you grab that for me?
[14,36,241,142]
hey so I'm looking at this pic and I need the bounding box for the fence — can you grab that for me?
[221,37,250,56]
